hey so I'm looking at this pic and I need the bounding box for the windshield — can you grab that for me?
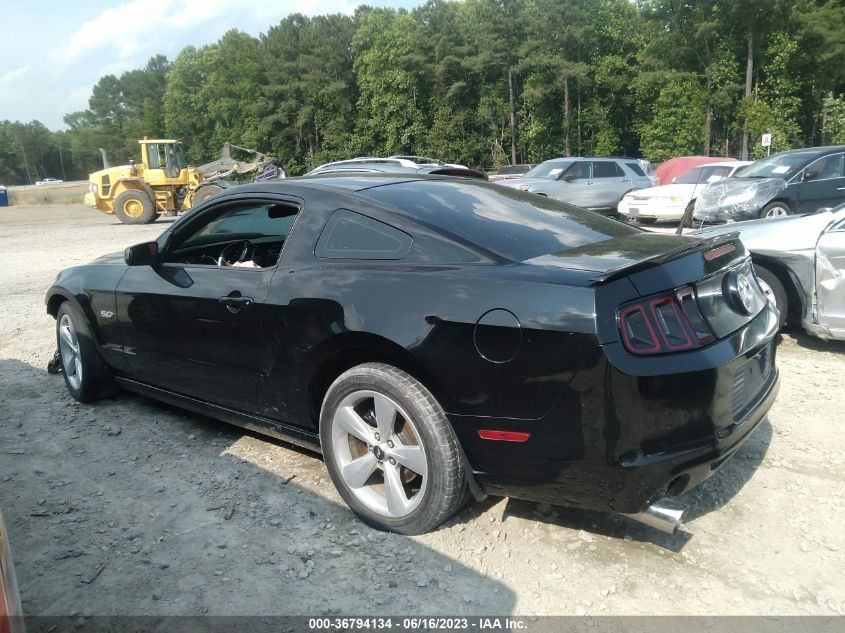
[675,165,732,185]
[523,161,573,180]
[739,154,811,179]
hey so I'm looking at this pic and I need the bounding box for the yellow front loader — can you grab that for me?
[85,139,282,224]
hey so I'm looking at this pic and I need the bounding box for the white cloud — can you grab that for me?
[62,0,260,61]
[0,65,30,86]
[59,0,359,62]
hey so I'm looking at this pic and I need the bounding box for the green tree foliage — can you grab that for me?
[164,31,262,163]
[638,78,706,161]
[4,0,845,186]
[352,8,430,156]
[258,13,357,173]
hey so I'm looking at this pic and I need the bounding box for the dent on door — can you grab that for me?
[815,227,845,338]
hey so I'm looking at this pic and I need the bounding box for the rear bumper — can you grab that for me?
[475,369,777,514]
[462,305,781,515]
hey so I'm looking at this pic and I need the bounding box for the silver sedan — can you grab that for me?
[694,205,845,341]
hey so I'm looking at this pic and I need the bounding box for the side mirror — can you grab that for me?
[124,241,160,266]
[803,170,817,182]
[563,172,575,181]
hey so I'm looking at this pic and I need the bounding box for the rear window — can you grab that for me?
[358,181,637,262]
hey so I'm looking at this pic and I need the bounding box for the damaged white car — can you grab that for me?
[694,205,845,340]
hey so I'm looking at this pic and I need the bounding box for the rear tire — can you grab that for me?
[191,184,224,207]
[114,190,156,225]
[320,362,466,535]
[754,265,787,330]
[56,302,114,402]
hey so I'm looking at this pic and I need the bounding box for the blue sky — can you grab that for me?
[0,0,424,130]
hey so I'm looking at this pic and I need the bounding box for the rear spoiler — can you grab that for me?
[427,167,488,180]
[589,232,742,284]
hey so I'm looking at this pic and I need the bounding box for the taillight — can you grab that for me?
[618,286,714,355]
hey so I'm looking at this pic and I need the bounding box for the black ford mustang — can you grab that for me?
[46,175,780,535]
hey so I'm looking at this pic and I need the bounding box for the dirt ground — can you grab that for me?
[1,204,844,617]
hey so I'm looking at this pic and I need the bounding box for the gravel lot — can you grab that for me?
[1,204,844,616]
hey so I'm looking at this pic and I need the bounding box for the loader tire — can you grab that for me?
[191,184,224,207]
[114,190,157,225]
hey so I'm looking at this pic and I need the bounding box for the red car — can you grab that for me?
[0,510,22,633]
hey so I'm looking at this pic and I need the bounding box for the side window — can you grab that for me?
[176,201,299,251]
[316,209,412,260]
[592,161,622,178]
[806,153,844,181]
[565,162,591,180]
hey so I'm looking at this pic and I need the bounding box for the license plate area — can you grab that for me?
[731,342,775,421]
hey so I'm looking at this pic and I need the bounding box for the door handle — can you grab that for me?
[837,186,845,190]
[219,292,254,313]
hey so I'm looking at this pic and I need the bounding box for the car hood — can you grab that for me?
[694,209,838,252]
[625,183,694,201]
[91,250,126,265]
[695,177,786,220]
[497,177,553,189]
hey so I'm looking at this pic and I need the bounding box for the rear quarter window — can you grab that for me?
[358,180,637,262]
[625,162,646,177]
[316,209,413,260]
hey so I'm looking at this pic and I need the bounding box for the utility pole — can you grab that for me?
[58,145,67,181]
[17,134,32,184]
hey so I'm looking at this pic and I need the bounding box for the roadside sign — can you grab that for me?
[761,133,772,147]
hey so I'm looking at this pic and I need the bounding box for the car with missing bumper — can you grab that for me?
[46,175,779,535]
[695,204,845,340]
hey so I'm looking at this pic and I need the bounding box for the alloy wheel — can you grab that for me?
[58,313,83,390]
[764,205,789,218]
[330,390,428,518]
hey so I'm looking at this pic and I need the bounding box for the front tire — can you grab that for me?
[56,302,113,402]
[760,201,791,219]
[320,363,466,535]
[754,265,788,330]
[114,190,156,225]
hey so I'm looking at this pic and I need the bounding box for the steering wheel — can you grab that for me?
[218,240,255,267]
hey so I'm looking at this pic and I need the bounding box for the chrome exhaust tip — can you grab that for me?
[622,497,687,534]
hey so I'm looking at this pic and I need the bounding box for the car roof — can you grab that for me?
[772,145,845,158]
[690,161,751,169]
[230,173,441,194]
